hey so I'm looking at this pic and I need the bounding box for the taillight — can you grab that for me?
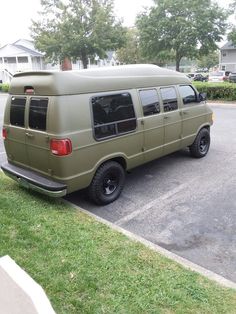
[50,139,72,156]
[2,128,7,140]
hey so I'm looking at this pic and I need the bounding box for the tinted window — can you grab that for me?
[160,87,178,112]
[10,97,26,127]
[139,89,160,116]
[179,85,197,105]
[29,98,48,131]
[92,93,136,139]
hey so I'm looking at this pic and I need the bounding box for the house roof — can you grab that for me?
[0,39,43,58]
[221,41,236,50]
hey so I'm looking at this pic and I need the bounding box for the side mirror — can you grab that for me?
[198,92,207,102]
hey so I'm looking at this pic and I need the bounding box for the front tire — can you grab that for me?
[88,161,125,205]
[189,128,210,158]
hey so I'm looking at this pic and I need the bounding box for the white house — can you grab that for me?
[0,39,121,83]
[219,41,236,72]
[0,39,44,83]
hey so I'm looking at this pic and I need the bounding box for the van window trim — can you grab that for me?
[90,91,137,141]
[178,84,199,106]
[28,96,49,132]
[138,87,161,117]
[158,85,179,113]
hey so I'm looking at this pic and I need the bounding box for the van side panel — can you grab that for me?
[48,92,144,193]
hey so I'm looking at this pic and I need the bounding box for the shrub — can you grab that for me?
[193,82,236,101]
[0,83,10,93]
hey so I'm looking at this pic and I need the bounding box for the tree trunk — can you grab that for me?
[81,52,88,69]
[175,52,182,72]
[61,57,72,71]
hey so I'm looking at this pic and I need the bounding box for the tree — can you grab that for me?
[116,28,141,64]
[136,0,229,71]
[197,51,219,71]
[227,0,236,44]
[31,0,125,69]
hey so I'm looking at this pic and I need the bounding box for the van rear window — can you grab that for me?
[10,97,26,127]
[29,98,48,131]
[91,93,136,140]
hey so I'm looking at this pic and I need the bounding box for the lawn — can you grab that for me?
[0,172,236,313]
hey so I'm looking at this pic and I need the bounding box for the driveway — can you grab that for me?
[66,103,236,283]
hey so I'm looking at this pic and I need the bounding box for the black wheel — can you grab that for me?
[189,128,210,158]
[88,161,125,205]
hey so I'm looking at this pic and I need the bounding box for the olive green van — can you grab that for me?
[1,64,213,205]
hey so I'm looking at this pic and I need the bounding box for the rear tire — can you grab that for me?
[189,128,210,158]
[88,161,125,205]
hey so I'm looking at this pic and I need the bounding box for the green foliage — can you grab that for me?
[0,83,10,92]
[136,0,229,71]
[1,173,236,313]
[197,51,219,70]
[116,28,141,64]
[194,82,236,100]
[31,0,126,68]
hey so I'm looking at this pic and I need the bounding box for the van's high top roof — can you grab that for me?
[10,64,191,96]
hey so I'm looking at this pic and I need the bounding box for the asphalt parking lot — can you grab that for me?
[67,102,236,283]
[0,93,236,282]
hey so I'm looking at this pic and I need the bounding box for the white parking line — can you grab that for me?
[115,182,190,226]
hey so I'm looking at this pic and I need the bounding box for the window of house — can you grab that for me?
[179,85,197,105]
[29,98,48,131]
[91,93,136,140]
[221,66,226,71]
[139,89,160,116]
[10,97,26,127]
[222,52,226,57]
[18,57,28,63]
[160,87,178,112]
[6,57,16,64]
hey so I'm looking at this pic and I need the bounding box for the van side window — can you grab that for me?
[91,93,136,140]
[10,97,26,127]
[139,89,160,116]
[179,85,197,105]
[160,87,178,112]
[29,98,48,131]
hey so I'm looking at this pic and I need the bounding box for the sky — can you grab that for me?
[0,0,233,47]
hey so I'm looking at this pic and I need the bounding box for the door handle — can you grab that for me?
[164,116,170,120]
[25,132,34,138]
[183,111,189,115]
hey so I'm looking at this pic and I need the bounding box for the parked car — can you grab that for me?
[193,74,208,82]
[1,65,213,205]
[208,71,230,83]
[187,73,208,82]
[228,72,236,83]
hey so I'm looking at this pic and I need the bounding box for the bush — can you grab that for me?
[193,82,236,101]
[0,83,10,93]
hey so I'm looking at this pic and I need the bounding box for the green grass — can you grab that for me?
[0,173,236,313]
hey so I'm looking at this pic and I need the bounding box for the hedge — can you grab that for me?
[193,82,236,101]
[0,83,10,93]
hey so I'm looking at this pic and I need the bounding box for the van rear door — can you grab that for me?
[25,97,50,173]
[5,96,28,166]
[5,96,50,175]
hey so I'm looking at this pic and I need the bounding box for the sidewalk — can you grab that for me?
[0,256,55,314]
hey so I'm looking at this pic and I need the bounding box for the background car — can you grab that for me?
[228,72,236,83]
[208,71,230,83]
[187,73,208,82]
[193,73,208,82]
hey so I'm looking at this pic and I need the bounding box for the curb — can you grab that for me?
[63,199,236,290]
